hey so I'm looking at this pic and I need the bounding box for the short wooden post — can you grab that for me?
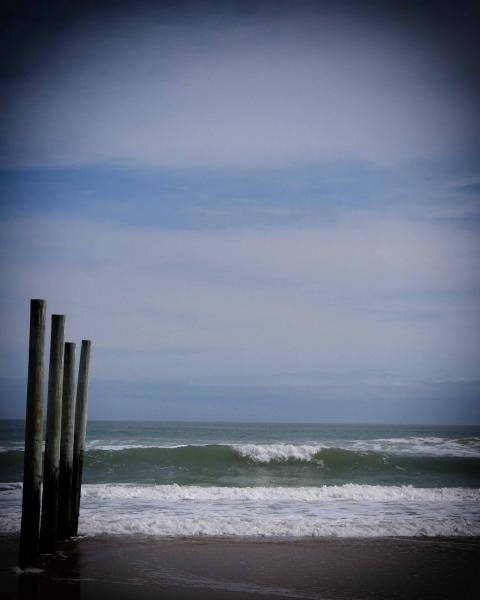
[40,314,65,553]
[71,340,91,536]
[19,299,46,569]
[58,342,76,539]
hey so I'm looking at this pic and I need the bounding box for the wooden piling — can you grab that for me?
[40,314,65,553]
[58,342,76,539]
[71,340,91,536]
[19,299,46,569]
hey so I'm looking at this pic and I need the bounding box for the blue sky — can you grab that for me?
[0,0,479,423]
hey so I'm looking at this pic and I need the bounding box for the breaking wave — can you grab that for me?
[1,483,479,538]
[1,444,480,487]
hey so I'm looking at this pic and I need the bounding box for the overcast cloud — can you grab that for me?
[1,1,479,169]
[1,213,478,383]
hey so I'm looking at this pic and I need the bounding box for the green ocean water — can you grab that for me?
[1,420,480,538]
[1,420,479,487]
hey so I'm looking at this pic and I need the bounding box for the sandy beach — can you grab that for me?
[1,534,479,600]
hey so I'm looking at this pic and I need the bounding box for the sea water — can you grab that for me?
[1,420,479,538]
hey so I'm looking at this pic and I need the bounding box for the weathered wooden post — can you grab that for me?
[40,314,65,553]
[71,339,91,536]
[19,299,46,569]
[58,342,76,539]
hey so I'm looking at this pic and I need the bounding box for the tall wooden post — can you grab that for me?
[40,314,65,553]
[58,342,76,539]
[71,340,91,536]
[19,299,46,569]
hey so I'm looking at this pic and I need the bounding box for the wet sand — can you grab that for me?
[1,534,479,600]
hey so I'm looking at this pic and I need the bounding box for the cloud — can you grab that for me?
[1,213,478,383]
[1,4,478,168]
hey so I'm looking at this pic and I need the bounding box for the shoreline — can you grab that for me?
[1,534,479,599]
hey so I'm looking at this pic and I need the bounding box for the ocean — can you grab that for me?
[1,420,479,538]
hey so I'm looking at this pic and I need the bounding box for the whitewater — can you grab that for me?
[1,421,479,539]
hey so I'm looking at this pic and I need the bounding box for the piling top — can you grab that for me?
[30,299,46,315]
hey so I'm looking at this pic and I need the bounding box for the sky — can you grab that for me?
[0,0,479,423]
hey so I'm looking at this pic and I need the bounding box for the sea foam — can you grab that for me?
[79,483,480,502]
[1,483,479,538]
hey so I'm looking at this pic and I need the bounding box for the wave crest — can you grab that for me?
[233,444,324,463]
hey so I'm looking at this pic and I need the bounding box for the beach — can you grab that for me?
[1,534,479,599]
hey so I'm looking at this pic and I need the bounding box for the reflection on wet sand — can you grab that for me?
[17,541,82,600]
[2,533,479,600]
